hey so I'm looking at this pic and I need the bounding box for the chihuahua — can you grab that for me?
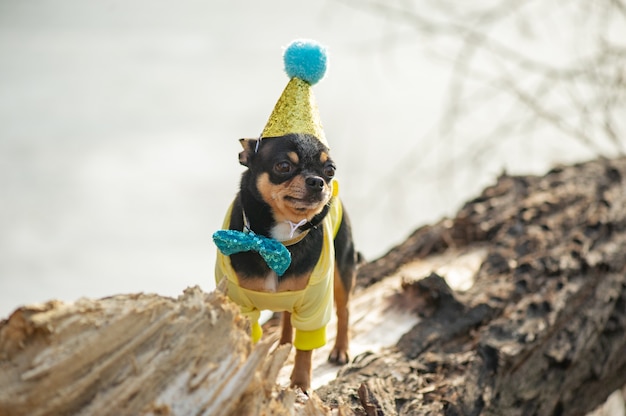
[214,132,357,392]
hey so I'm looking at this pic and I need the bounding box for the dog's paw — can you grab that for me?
[328,346,350,365]
[290,378,311,395]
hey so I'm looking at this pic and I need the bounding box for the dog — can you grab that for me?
[214,132,357,392]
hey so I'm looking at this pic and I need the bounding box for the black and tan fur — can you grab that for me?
[226,132,357,391]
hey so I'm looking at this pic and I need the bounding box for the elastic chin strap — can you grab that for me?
[286,218,308,239]
[254,136,262,153]
[297,201,332,232]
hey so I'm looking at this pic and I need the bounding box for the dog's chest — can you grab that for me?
[263,271,279,292]
[228,221,324,290]
[270,221,307,241]
[240,270,309,292]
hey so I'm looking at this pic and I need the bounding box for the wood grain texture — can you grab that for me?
[319,157,626,415]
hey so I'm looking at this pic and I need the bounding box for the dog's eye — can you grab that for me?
[274,161,293,174]
[324,165,336,178]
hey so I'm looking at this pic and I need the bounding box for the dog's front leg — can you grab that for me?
[280,311,293,345]
[329,265,354,364]
[283,313,312,392]
[290,348,313,392]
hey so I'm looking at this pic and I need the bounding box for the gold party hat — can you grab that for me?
[260,39,329,147]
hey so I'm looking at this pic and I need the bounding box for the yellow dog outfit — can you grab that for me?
[215,197,342,351]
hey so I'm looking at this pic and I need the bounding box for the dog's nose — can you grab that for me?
[305,176,325,192]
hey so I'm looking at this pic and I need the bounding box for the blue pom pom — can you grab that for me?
[283,39,327,85]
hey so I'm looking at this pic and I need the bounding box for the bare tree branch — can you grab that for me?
[337,0,626,177]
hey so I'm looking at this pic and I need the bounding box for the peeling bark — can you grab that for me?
[0,288,328,416]
[319,157,626,415]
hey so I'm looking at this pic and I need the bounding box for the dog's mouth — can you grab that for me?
[284,194,326,211]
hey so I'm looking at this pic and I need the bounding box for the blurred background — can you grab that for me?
[1,0,624,318]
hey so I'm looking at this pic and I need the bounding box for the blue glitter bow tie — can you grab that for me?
[213,229,291,276]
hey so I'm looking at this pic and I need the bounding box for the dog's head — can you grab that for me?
[239,133,336,224]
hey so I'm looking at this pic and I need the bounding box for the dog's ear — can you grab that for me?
[238,138,258,167]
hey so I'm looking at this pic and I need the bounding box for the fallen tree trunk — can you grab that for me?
[318,157,626,415]
[0,288,328,415]
[1,157,625,415]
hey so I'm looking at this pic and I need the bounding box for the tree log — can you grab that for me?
[1,157,625,415]
[318,157,626,415]
[0,288,329,415]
